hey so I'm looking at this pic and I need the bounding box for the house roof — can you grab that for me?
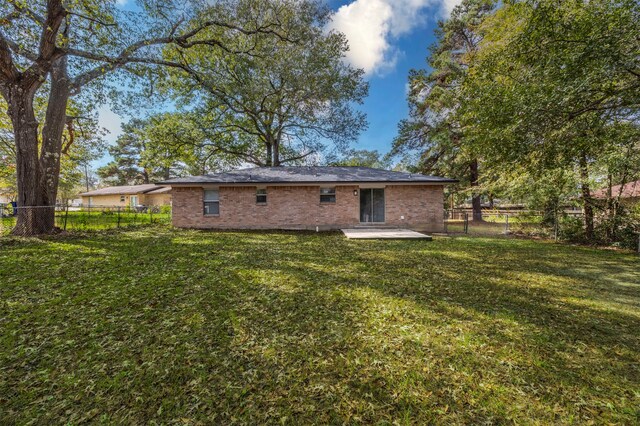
[146,186,172,195]
[592,179,640,199]
[159,167,457,186]
[80,184,163,196]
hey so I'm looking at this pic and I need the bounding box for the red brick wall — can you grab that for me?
[171,185,444,231]
[385,185,444,231]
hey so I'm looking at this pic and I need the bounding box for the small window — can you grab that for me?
[256,188,267,204]
[203,190,219,215]
[120,195,125,202]
[320,187,336,203]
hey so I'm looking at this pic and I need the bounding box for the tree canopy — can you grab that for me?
[159,0,368,167]
[0,0,311,234]
[392,0,496,220]
[395,0,640,244]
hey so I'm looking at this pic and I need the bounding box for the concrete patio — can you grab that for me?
[341,228,433,240]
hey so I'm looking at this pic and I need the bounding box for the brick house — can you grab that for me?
[160,167,455,231]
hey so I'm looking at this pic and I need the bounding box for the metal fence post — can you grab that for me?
[150,208,153,224]
[464,212,469,234]
[63,204,69,231]
[505,214,509,234]
[444,211,448,234]
[554,213,559,242]
[117,207,121,228]
[637,233,640,255]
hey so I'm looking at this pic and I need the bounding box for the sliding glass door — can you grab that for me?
[359,188,385,223]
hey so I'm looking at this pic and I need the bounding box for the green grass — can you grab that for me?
[1,227,639,424]
[1,209,170,234]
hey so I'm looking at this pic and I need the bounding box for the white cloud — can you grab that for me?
[328,0,462,75]
[328,0,394,75]
[441,0,462,15]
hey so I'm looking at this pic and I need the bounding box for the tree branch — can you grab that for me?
[20,0,66,88]
[0,33,19,82]
[3,36,39,62]
[67,15,297,92]
[5,0,45,24]
[280,150,314,164]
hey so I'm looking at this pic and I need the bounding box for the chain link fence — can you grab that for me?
[444,209,554,237]
[2,203,637,252]
[444,209,591,238]
[445,209,640,252]
[0,204,171,236]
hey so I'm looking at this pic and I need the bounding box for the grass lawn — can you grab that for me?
[446,214,545,236]
[1,227,639,424]
[1,209,170,234]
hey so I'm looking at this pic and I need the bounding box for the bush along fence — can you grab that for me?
[444,209,640,252]
[0,204,171,236]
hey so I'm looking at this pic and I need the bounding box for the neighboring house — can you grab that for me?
[68,197,83,207]
[160,167,456,231]
[592,179,640,206]
[80,184,172,207]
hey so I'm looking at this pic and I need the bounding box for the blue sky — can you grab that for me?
[96,0,456,167]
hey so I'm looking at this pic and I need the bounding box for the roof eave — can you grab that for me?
[159,179,458,186]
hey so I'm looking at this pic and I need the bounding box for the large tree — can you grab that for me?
[0,96,104,203]
[161,0,368,167]
[392,0,496,221]
[328,149,390,169]
[142,112,245,175]
[0,0,296,235]
[462,0,640,240]
[97,118,186,186]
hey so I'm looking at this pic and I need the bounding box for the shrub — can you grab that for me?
[558,205,639,249]
[558,215,587,243]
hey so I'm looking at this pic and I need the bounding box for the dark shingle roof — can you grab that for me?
[159,167,457,185]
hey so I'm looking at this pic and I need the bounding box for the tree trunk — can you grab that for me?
[470,158,482,221]
[273,139,281,166]
[543,198,558,226]
[265,142,273,166]
[605,174,614,242]
[38,57,71,232]
[8,87,48,235]
[579,154,594,241]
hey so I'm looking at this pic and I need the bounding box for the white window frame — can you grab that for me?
[256,188,267,204]
[203,189,220,216]
[320,187,336,203]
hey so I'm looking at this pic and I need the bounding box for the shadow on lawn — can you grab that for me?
[4,229,639,423]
